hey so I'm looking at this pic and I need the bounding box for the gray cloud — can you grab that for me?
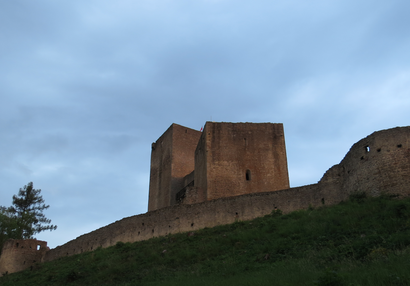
[1,0,410,247]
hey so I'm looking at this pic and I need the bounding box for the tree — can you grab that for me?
[0,207,19,254]
[5,182,57,240]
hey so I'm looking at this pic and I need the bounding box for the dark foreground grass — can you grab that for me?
[2,192,410,285]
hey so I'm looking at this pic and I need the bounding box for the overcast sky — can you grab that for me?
[1,0,410,248]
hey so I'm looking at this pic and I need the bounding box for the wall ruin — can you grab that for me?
[0,239,48,275]
[2,124,410,274]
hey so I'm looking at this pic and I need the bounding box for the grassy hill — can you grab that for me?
[2,192,410,286]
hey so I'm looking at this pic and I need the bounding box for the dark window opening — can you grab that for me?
[152,229,154,233]
[246,169,251,181]
[138,231,140,236]
[360,156,364,160]
[235,212,238,216]
[377,148,381,152]
[397,144,402,148]
[321,198,325,205]
[191,223,194,227]
[142,222,144,226]
[365,145,370,153]
[23,261,26,265]
[16,243,19,248]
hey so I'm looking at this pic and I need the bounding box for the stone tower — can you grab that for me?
[194,122,289,201]
[148,122,289,211]
[148,124,202,211]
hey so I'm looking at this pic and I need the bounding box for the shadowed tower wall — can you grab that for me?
[195,122,289,201]
[148,124,202,211]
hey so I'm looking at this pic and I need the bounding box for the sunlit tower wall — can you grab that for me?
[194,122,290,201]
[148,124,202,211]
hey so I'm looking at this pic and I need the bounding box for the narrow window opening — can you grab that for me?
[191,223,194,227]
[360,156,364,160]
[365,145,370,153]
[23,261,26,265]
[246,169,251,181]
[16,243,19,248]
[377,148,381,152]
[321,198,325,205]
[152,229,154,233]
[235,212,238,216]
[37,245,41,250]
[142,222,144,226]
[138,231,140,236]
[397,144,402,148]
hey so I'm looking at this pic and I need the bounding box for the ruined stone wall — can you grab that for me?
[45,182,325,262]
[0,239,48,274]
[9,125,410,272]
[340,127,410,198]
[148,124,201,211]
[195,122,289,202]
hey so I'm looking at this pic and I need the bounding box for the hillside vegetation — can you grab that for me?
[2,192,410,286]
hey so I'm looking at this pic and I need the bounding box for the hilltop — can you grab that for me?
[2,192,410,286]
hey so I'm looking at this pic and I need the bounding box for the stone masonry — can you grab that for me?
[1,123,410,274]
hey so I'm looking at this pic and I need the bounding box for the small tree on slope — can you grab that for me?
[6,182,57,239]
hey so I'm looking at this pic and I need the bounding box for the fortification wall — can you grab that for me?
[6,126,410,273]
[45,183,326,262]
[0,239,48,274]
[43,126,410,263]
[340,127,410,198]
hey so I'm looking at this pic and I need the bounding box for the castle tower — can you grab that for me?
[148,124,202,211]
[194,122,289,201]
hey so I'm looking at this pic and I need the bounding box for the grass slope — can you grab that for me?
[2,192,410,286]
